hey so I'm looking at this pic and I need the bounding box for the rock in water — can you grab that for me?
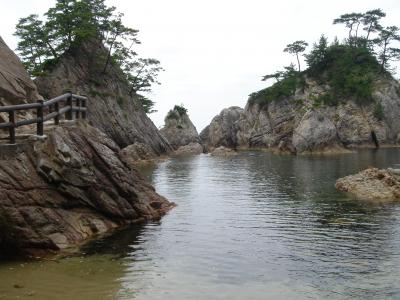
[160,106,201,149]
[0,122,174,256]
[210,146,238,156]
[335,167,400,201]
[173,142,204,156]
[200,106,244,151]
[34,39,172,156]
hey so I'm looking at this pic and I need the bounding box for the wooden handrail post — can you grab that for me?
[54,102,60,125]
[37,100,44,136]
[66,91,73,120]
[82,98,87,119]
[75,98,81,119]
[9,111,16,144]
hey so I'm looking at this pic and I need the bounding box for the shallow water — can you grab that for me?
[1,149,400,299]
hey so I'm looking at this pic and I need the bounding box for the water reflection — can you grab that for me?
[1,149,400,299]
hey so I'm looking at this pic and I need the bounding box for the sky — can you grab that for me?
[1,0,400,131]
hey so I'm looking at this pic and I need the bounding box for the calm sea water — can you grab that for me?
[1,149,400,300]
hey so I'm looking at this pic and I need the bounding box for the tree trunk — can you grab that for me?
[296,53,301,72]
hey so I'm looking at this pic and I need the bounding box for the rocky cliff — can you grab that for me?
[200,106,244,151]
[202,76,400,154]
[0,37,41,122]
[160,106,201,149]
[0,122,173,257]
[35,39,172,158]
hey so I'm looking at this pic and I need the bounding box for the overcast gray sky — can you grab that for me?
[1,0,399,131]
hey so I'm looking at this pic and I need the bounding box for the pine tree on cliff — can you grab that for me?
[255,8,399,107]
[14,0,162,113]
[284,41,308,72]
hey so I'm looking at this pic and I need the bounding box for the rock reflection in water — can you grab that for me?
[1,150,400,299]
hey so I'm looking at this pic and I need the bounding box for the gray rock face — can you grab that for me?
[292,110,339,152]
[0,37,41,122]
[35,39,172,156]
[0,122,173,256]
[203,77,400,153]
[200,106,244,151]
[160,108,200,149]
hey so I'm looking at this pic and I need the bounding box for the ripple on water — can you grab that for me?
[1,150,400,299]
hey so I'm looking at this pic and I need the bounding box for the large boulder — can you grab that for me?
[200,106,244,151]
[160,106,200,149]
[35,39,172,156]
[0,122,173,257]
[292,109,339,152]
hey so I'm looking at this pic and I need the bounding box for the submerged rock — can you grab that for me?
[35,39,172,156]
[210,146,238,156]
[160,106,200,149]
[0,122,174,256]
[173,142,204,156]
[335,167,400,201]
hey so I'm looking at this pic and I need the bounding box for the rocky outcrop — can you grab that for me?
[0,37,41,123]
[173,142,204,156]
[160,106,200,149]
[336,168,400,201]
[210,146,238,157]
[200,106,244,151]
[202,77,400,154]
[0,122,173,256]
[35,39,172,156]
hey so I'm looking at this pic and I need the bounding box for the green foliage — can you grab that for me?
[313,93,338,106]
[15,0,163,114]
[173,105,188,116]
[308,44,380,103]
[305,35,328,69]
[284,40,308,71]
[166,104,188,120]
[375,26,400,72]
[249,71,302,105]
[125,58,164,95]
[138,95,157,114]
[255,8,398,108]
[374,102,384,120]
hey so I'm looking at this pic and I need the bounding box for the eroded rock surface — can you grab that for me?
[200,106,244,151]
[160,107,200,149]
[35,39,172,156]
[0,122,173,256]
[335,167,400,201]
[0,37,41,123]
[202,77,400,154]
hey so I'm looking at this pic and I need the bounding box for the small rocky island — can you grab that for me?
[160,105,203,155]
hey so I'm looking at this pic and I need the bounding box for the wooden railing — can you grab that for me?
[0,91,88,144]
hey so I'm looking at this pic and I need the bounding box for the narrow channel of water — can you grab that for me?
[1,149,400,299]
